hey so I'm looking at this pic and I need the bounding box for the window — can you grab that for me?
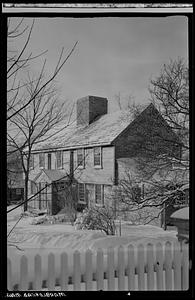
[78,183,85,203]
[94,147,102,167]
[48,153,51,170]
[56,151,63,169]
[77,148,85,168]
[29,154,34,169]
[95,184,104,205]
[16,188,21,195]
[39,153,45,168]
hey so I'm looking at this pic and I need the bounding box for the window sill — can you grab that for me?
[94,203,104,207]
[94,165,102,169]
[78,201,86,204]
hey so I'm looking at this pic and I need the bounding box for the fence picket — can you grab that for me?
[60,252,68,291]
[96,248,104,291]
[137,244,145,290]
[85,249,93,291]
[33,254,42,290]
[107,247,115,291]
[118,246,125,290]
[181,242,189,290]
[164,241,172,290]
[7,240,189,292]
[48,253,55,290]
[155,242,164,290]
[147,243,155,290]
[173,242,181,290]
[73,250,81,291]
[127,244,135,290]
[19,255,28,290]
[7,258,12,291]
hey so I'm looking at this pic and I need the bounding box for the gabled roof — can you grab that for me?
[30,103,179,152]
[33,169,68,182]
[31,109,135,152]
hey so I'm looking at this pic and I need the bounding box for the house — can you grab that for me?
[25,95,181,215]
[7,151,24,204]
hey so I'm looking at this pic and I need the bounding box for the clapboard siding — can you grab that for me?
[73,146,115,185]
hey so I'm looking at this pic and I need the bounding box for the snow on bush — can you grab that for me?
[74,206,116,235]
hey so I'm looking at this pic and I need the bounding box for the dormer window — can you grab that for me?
[94,147,102,168]
[77,148,85,168]
[39,153,45,168]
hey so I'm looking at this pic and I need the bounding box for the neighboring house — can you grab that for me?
[25,95,182,215]
[7,151,24,204]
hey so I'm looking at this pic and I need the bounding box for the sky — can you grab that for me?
[9,16,188,113]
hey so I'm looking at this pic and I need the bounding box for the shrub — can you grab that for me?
[74,206,116,235]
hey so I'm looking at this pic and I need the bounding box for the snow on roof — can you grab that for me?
[31,110,134,151]
[170,207,189,220]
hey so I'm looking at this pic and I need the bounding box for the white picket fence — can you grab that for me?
[7,241,189,291]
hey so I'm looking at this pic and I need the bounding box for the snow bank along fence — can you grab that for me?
[7,241,189,291]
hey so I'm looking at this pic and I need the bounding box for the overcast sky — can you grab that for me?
[11,16,188,112]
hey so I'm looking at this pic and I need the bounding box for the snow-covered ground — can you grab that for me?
[7,205,178,289]
[7,205,177,252]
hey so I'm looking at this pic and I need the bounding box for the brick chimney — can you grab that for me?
[77,95,108,126]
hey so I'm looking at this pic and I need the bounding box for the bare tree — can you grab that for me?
[7,18,78,124]
[7,74,74,211]
[114,58,189,226]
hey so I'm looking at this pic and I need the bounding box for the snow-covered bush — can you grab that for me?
[74,206,116,235]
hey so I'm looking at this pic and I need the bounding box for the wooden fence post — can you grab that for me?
[173,242,181,290]
[73,250,81,291]
[107,247,115,291]
[147,243,155,290]
[164,241,173,290]
[181,242,189,290]
[19,255,28,291]
[118,245,125,290]
[137,244,145,290]
[127,244,135,291]
[7,258,12,291]
[60,252,68,291]
[85,249,93,291]
[33,254,42,290]
[96,248,104,291]
[155,242,164,290]
[48,253,55,291]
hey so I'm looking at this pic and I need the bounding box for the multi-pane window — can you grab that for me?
[94,147,102,167]
[56,151,63,169]
[78,183,85,203]
[95,184,104,205]
[39,153,45,168]
[29,154,34,169]
[77,149,85,168]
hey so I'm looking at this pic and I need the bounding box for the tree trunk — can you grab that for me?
[24,176,28,212]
